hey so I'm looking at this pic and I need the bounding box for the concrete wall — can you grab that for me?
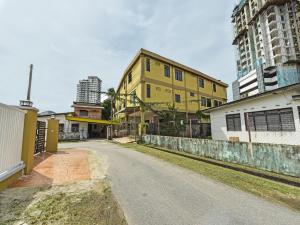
[143,135,300,177]
[210,88,300,145]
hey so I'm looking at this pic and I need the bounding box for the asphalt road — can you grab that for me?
[60,141,300,225]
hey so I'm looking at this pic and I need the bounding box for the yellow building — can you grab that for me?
[114,49,228,125]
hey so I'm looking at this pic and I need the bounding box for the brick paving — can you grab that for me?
[10,149,91,188]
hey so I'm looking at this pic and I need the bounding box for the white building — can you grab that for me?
[38,112,89,140]
[231,0,300,100]
[204,83,300,145]
[76,76,102,104]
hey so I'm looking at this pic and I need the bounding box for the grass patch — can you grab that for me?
[120,142,300,212]
[0,182,127,225]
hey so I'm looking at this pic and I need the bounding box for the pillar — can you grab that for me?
[20,107,38,175]
[46,119,59,153]
[139,106,146,138]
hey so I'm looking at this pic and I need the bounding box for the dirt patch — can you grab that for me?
[0,149,127,225]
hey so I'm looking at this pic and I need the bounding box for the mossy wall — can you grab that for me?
[143,135,300,177]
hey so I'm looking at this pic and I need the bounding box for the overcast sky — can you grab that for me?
[0,0,238,112]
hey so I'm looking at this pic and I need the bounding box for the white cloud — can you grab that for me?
[0,0,237,112]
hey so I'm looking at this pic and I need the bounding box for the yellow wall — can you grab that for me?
[46,119,59,153]
[21,108,38,175]
[0,171,22,191]
[115,52,228,119]
[142,56,227,113]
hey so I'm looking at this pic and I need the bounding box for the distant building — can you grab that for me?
[38,102,105,140]
[204,83,300,145]
[231,0,300,100]
[76,76,102,104]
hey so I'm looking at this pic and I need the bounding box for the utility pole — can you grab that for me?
[110,97,113,139]
[20,64,34,107]
[27,64,33,101]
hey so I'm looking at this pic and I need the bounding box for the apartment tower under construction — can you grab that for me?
[232,0,300,100]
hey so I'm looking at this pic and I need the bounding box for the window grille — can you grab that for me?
[146,58,150,72]
[175,69,183,81]
[164,65,170,77]
[245,108,295,132]
[226,114,241,131]
[199,78,204,88]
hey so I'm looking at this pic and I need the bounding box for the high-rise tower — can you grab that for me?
[232,0,300,100]
[76,76,102,104]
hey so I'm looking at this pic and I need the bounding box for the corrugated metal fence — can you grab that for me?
[0,103,25,181]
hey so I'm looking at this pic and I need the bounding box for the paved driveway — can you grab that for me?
[60,140,300,225]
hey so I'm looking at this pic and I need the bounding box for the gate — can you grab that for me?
[35,121,46,154]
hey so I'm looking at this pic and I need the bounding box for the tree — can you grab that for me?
[102,88,115,120]
[195,110,210,123]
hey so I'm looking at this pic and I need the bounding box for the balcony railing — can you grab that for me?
[73,114,102,120]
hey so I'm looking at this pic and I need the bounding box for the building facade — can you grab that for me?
[114,49,228,124]
[76,76,102,104]
[232,0,300,100]
[205,83,300,145]
[38,103,105,140]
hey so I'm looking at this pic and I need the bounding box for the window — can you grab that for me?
[175,94,181,103]
[128,73,132,84]
[199,78,204,88]
[190,92,195,97]
[201,97,207,107]
[175,69,183,81]
[280,108,295,131]
[146,84,151,98]
[214,100,219,107]
[59,124,64,132]
[164,65,170,77]
[146,58,150,72]
[213,83,217,92]
[214,100,222,107]
[207,98,212,107]
[245,108,295,132]
[79,110,88,117]
[226,114,242,131]
[71,123,79,132]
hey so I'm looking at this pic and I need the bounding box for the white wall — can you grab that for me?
[38,114,88,139]
[210,89,300,145]
[0,103,25,181]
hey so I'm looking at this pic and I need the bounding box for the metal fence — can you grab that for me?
[146,121,211,138]
[35,121,46,154]
[0,103,25,182]
[113,122,138,138]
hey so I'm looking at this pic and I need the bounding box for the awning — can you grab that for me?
[66,116,120,125]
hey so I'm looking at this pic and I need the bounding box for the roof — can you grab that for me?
[116,48,228,92]
[66,116,119,125]
[203,82,300,113]
[0,103,26,114]
[39,110,56,116]
[38,112,72,117]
